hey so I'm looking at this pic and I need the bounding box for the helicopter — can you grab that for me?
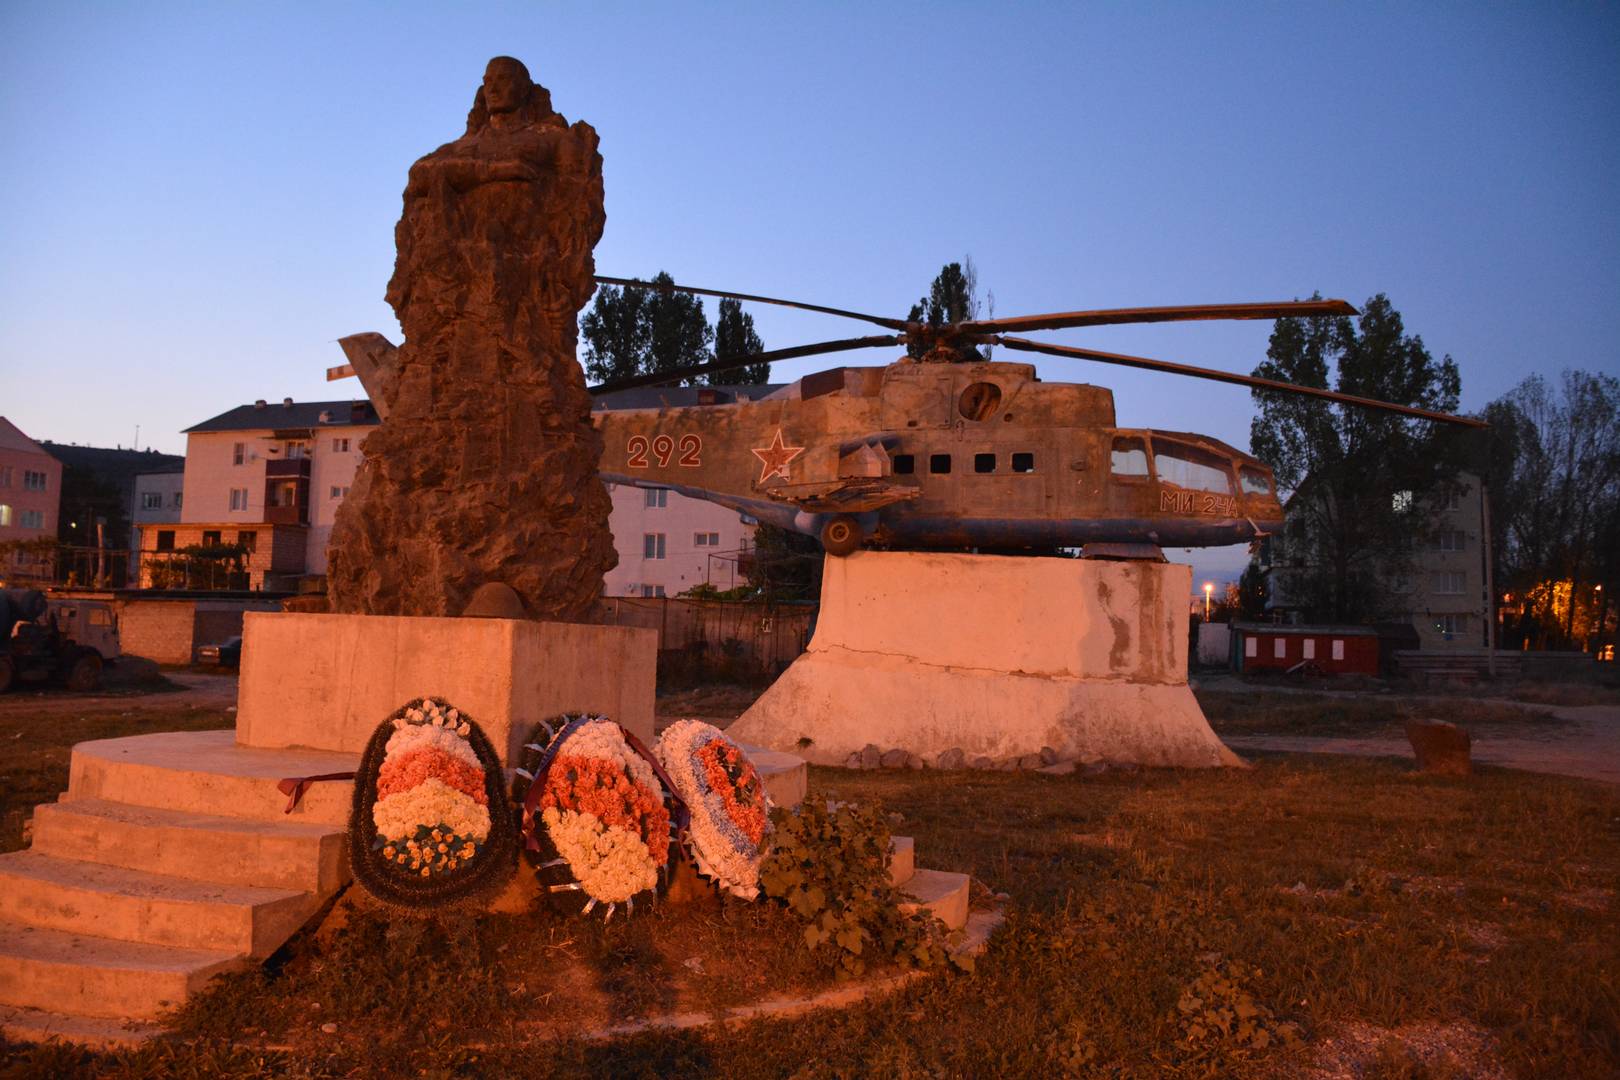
[330,278,1483,558]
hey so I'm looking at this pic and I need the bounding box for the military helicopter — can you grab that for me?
[330,278,1483,557]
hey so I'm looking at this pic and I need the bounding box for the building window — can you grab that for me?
[645,488,668,508]
[173,492,182,509]
[156,530,175,552]
[237,530,257,553]
[1303,639,1316,660]
[202,530,222,547]
[893,454,915,475]
[0,466,11,486]
[929,454,952,474]
[1332,639,1344,661]
[640,584,666,598]
[1441,486,1462,511]
[1432,571,1466,595]
[1435,529,1466,553]
[643,533,666,559]
[233,442,246,466]
[330,485,350,499]
[1392,490,1413,513]
[0,504,10,527]
[333,437,350,452]
[694,531,720,546]
[285,441,307,459]
[229,488,248,511]
[1273,638,1287,659]
[1435,614,1464,639]
[23,470,47,492]
[1244,637,1257,658]
[19,509,44,529]
[142,492,164,510]
[268,480,298,508]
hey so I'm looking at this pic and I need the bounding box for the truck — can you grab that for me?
[0,589,121,693]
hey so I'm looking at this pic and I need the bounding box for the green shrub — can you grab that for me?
[759,800,966,978]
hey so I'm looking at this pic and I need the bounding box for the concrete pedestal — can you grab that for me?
[236,612,657,764]
[727,551,1239,768]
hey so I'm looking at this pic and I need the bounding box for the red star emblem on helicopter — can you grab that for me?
[750,428,805,484]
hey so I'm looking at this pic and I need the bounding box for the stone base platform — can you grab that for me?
[728,550,1239,768]
[237,612,659,762]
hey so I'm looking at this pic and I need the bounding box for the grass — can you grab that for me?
[1195,688,1567,739]
[2,698,1617,1077]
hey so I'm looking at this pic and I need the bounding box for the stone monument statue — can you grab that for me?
[327,57,616,620]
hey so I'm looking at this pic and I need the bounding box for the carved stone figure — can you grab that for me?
[327,57,616,620]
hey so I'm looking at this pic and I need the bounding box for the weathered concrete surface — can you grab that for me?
[738,743,807,809]
[236,611,656,761]
[728,551,1237,767]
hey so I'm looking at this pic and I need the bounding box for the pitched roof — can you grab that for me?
[183,400,380,434]
[42,443,184,478]
[0,416,50,457]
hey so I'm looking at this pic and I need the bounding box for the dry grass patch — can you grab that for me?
[1196,687,1566,739]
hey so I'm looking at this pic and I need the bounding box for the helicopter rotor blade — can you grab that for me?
[589,335,905,396]
[594,276,909,332]
[959,299,1358,335]
[995,335,1485,428]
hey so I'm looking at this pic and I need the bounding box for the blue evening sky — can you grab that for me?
[2,3,1616,586]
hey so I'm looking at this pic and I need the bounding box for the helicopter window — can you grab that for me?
[958,382,1002,422]
[1012,453,1035,473]
[893,454,915,475]
[929,454,952,474]
[1110,437,1149,478]
[1154,442,1233,493]
[1239,467,1272,496]
[974,453,996,474]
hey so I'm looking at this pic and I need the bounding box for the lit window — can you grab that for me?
[645,488,668,508]
[1110,436,1149,477]
[0,504,10,526]
[643,533,666,559]
[1331,639,1344,661]
[1244,637,1257,658]
[1153,441,1232,493]
[1274,638,1287,659]
[1303,639,1316,660]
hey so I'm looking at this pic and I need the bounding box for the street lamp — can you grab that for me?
[1203,582,1213,622]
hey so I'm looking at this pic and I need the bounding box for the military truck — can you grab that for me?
[0,589,121,693]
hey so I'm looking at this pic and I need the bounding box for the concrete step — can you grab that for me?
[888,836,915,888]
[0,921,241,1021]
[736,743,807,809]
[65,729,358,825]
[0,851,319,958]
[0,1004,165,1049]
[31,799,349,894]
[898,867,970,932]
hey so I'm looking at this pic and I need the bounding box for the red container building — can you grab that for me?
[1229,623,1380,676]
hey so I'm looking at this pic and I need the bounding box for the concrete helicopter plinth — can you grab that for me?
[726,551,1241,769]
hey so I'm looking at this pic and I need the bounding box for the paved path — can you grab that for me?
[1225,704,1620,786]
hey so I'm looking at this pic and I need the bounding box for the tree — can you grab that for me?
[1250,294,1467,624]
[905,257,993,361]
[579,272,713,387]
[1483,370,1620,650]
[713,297,770,385]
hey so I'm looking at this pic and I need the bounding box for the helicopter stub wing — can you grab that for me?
[762,478,922,515]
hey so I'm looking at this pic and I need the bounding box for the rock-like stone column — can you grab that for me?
[328,57,615,620]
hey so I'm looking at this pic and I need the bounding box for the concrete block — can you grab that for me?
[728,551,1236,768]
[0,1004,164,1049]
[66,730,358,826]
[31,799,348,894]
[236,612,657,763]
[898,868,970,931]
[0,851,318,958]
[0,922,241,1019]
[737,744,806,809]
[888,836,915,888]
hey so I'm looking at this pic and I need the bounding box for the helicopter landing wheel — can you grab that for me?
[820,515,862,557]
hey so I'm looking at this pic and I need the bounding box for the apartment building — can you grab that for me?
[138,398,378,589]
[0,417,62,580]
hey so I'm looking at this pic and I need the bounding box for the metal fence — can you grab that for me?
[591,596,815,683]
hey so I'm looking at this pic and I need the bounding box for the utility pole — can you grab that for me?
[1481,479,1496,678]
